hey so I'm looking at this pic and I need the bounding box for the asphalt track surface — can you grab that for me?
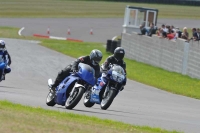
[0,18,200,133]
[0,18,200,43]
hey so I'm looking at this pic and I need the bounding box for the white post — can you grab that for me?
[182,42,190,75]
[123,6,130,33]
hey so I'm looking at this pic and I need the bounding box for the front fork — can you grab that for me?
[103,81,119,98]
[70,82,87,96]
[70,82,78,96]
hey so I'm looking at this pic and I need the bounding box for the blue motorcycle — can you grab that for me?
[46,63,96,109]
[83,64,126,110]
[0,62,6,82]
[0,50,11,82]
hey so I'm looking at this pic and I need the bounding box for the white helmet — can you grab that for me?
[0,40,6,50]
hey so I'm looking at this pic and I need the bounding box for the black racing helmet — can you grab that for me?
[90,49,103,65]
[114,47,125,61]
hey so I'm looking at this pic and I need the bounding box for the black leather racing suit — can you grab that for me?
[52,56,100,88]
[101,55,127,86]
[101,55,126,73]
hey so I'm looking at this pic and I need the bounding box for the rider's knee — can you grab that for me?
[5,68,11,73]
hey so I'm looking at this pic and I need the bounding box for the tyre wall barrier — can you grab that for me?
[106,40,112,52]
[106,40,121,53]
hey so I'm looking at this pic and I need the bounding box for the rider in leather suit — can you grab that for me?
[101,47,126,90]
[51,49,103,90]
[0,40,11,81]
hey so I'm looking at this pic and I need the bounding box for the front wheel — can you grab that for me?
[100,89,117,110]
[46,91,56,106]
[83,90,95,107]
[65,87,85,109]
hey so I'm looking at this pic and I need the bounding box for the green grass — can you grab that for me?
[0,0,200,19]
[0,26,40,40]
[41,39,200,99]
[0,100,181,133]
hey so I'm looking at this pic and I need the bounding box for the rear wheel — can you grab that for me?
[46,91,56,106]
[65,87,85,109]
[83,90,95,107]
[100,89,117,110]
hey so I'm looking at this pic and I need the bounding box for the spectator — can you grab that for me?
[166,25,175,40]
[181,27,189,41]
[173,29,179,40]
[197,28,200,40]
[190,28,198,41]
[175,27,182,38]
[156,28,163,36]
[170,25,176,33]
[139,22,147,35]
[162,24,168,32]
[147,22,157,37]
[161,24,168,38]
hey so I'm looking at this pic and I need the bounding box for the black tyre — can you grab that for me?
[100,89,117,110]
[65,87,85,109]
[83,90,95,107]
[46,91,56,106]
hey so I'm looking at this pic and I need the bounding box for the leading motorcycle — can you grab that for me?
[46,63,96,109]
[83,64,126,110]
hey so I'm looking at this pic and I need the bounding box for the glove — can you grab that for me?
[101,72,107,78]
[72,69,77,73]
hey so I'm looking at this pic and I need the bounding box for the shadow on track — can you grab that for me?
[53,106,145,117]
[0,85,16,89]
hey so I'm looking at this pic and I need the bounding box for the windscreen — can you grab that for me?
[112,65,125,75]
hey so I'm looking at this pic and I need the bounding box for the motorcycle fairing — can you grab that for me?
[77,63,96,86]
[55,75,79,105]
[90,85,101,104]
[89,77,105,104]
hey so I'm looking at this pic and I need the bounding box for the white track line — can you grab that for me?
[18,27,25,36]
[49,36,66,40]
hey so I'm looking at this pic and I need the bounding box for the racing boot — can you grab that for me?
[51,79,60,92]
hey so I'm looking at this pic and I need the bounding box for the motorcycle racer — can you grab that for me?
[100,47,127,90]
[0,40,11,81]
[51,49,103,91]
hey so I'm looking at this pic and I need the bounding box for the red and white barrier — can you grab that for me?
[33,34,83,42]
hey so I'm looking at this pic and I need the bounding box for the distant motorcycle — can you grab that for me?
[0,51,11,82]
[83,64,126,110]
[0,62,6,82]
[46,63,96,109]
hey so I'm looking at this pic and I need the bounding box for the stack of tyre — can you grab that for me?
[106,39,121,53]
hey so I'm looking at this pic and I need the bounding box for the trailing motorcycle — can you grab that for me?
[46,63,96,109]
[83,64,126,110]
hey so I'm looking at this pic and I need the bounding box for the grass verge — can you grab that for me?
[0,0,200,19]
[0,100,181,133]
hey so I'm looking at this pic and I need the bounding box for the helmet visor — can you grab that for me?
[115,53,124,60]
[0,44,5,49]
[93,56,102,64]
[92,57,102,65]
